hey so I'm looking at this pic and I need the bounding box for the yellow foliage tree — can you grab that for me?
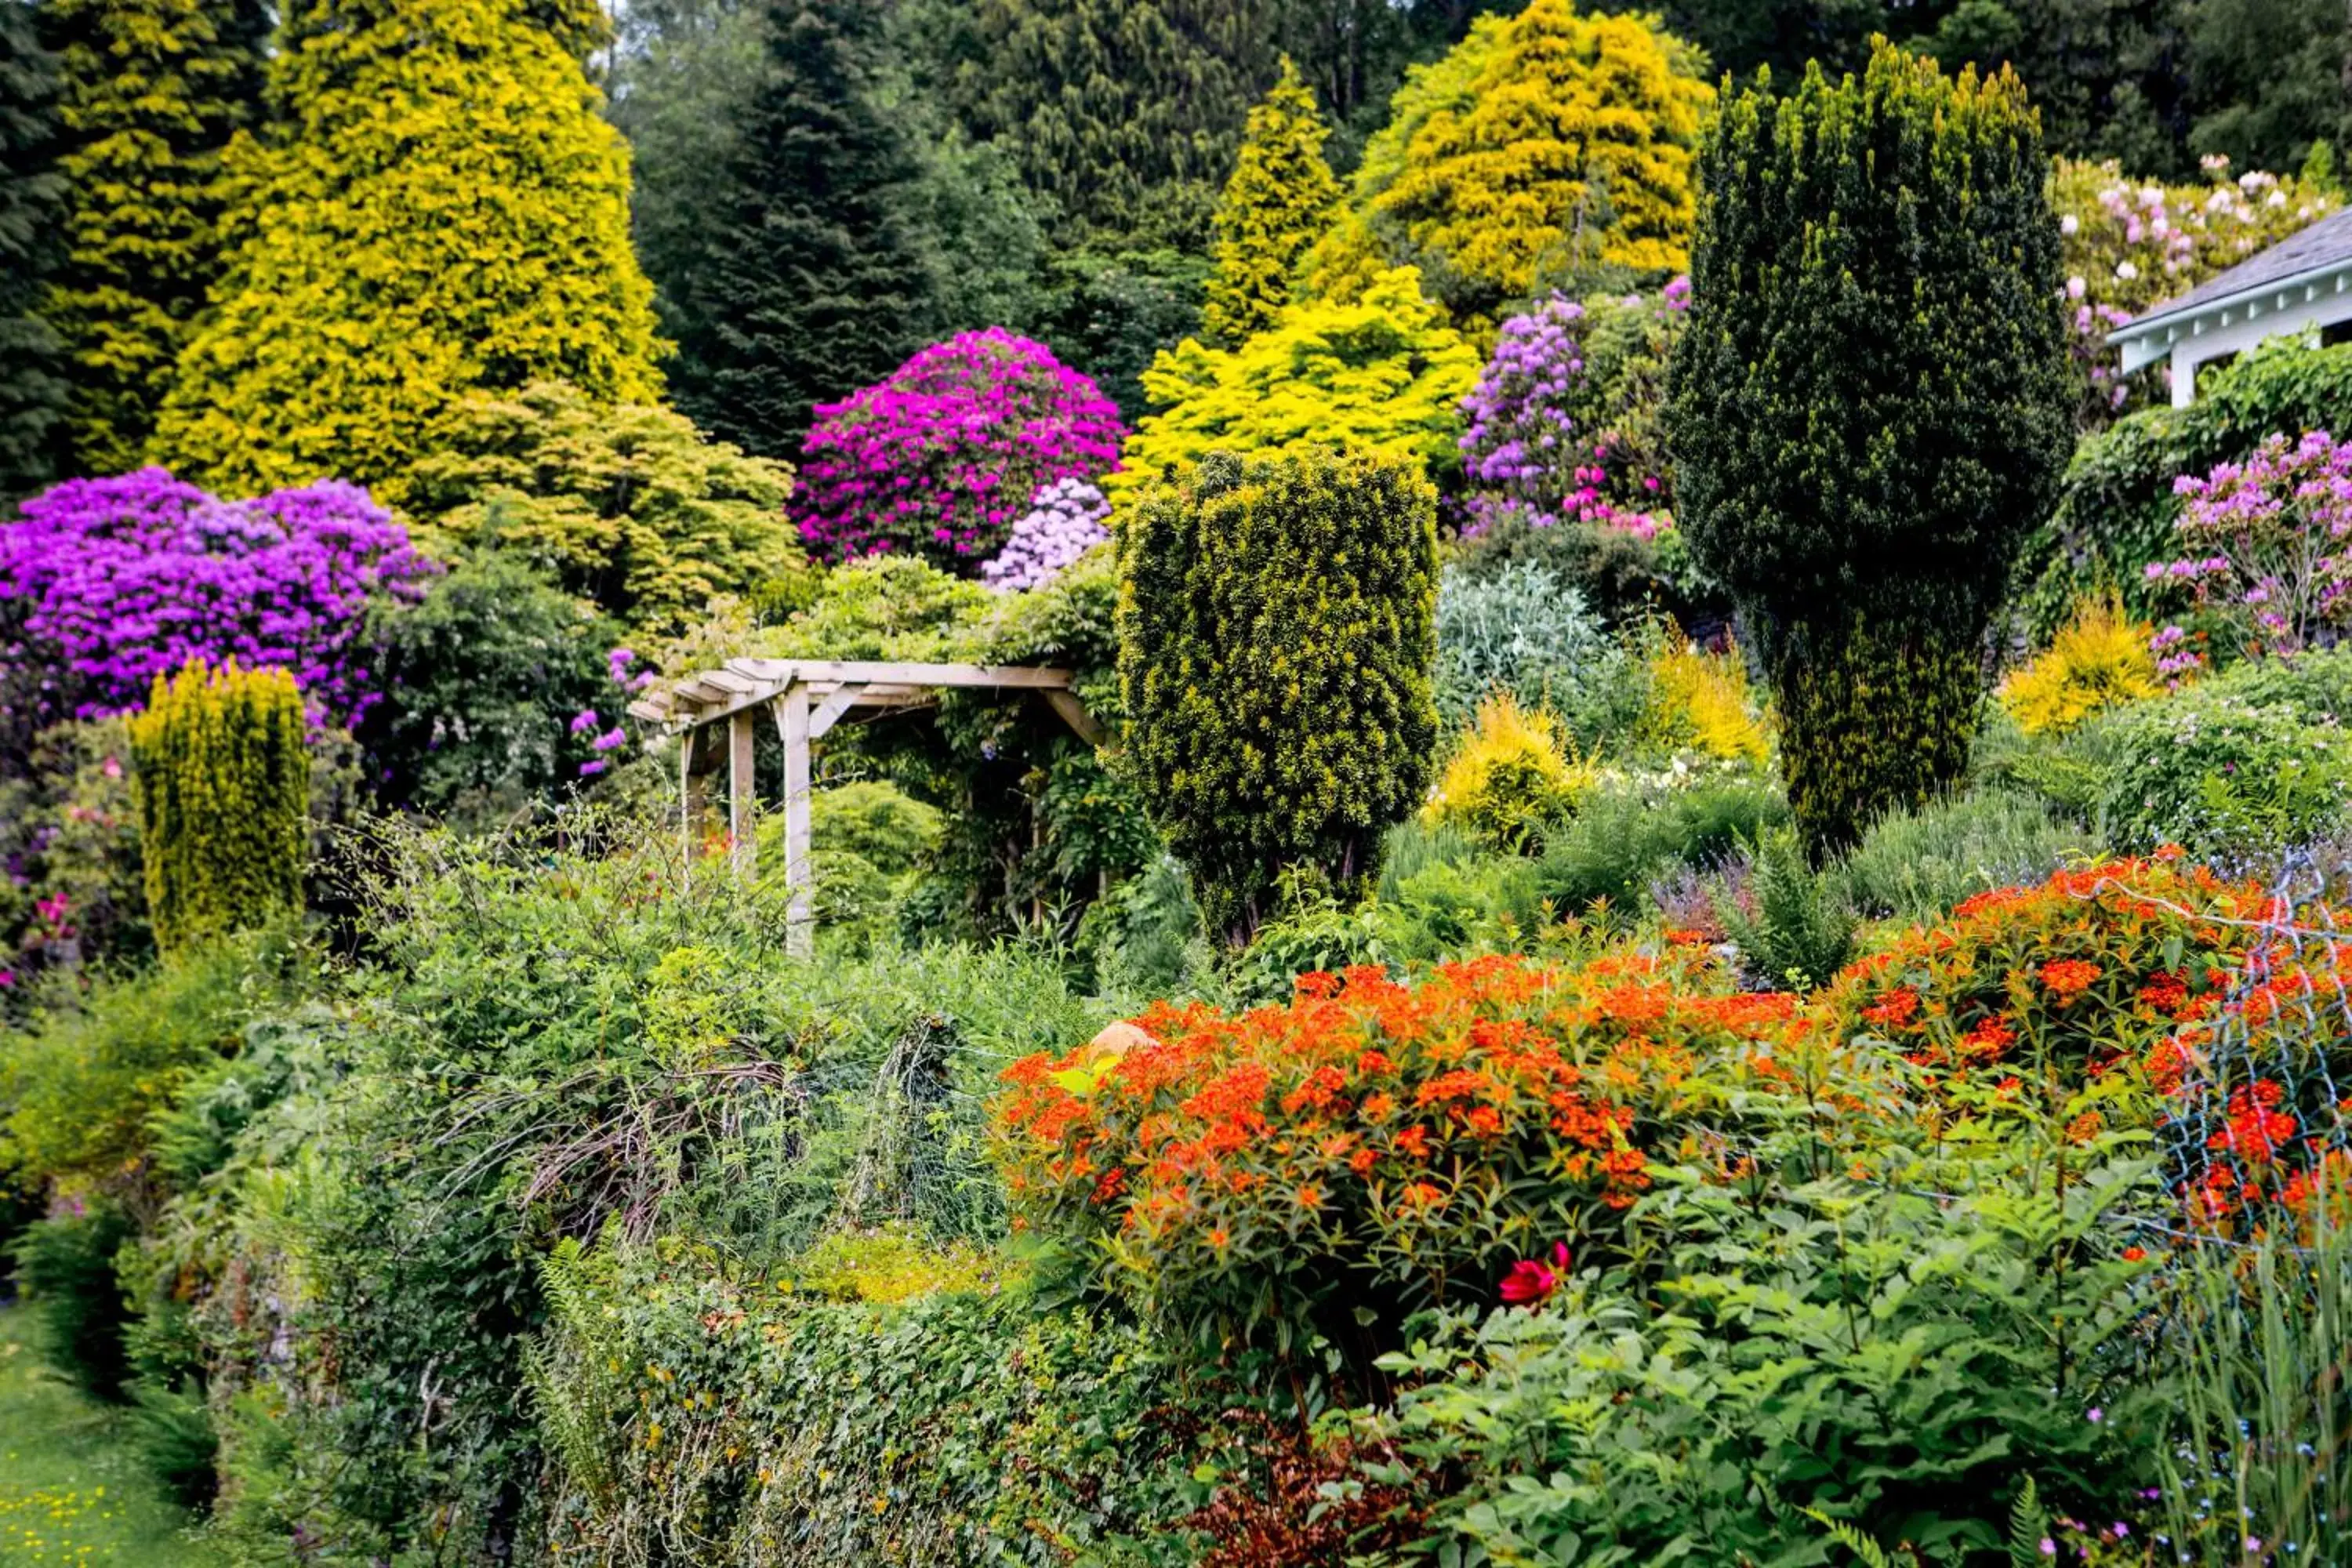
[152,0,663,505]
[1343,0,1711,327]
[1203,57,1341,347]
[1112,267,1479,505]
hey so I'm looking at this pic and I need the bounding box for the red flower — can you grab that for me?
[2039,959,2101,1000]
[2122,1247,2147,1262]
[1499,1243,1572,1308]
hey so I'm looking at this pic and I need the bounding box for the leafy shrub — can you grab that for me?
[1422,695,1588,853]
[792,329,1127,569]
[1112,268,1480,503]
[1458,284,1686,539]
[1432,559,1634,739]
[1998,592,2166,735]
[1448,510,1700,626]
[1719,823,1854,989]
[528,1240,1211,1566]
[2095,686,2352,855]
[2021,341,2352,637]
[978,477,1110,591]
[998,953,1806,1357]
[2053,156,2338,425]
[1386,1164,2169,1567]
[1355,0,1710,325]
[357,549,625,818]
[129,660,308,956]
[1837,788,2098,923]
[1119,448,1438,943]
[1667,42,2071,851]
[403,381,804,637]
[1534,771,1784,917]
[0,718,149,982]
[0,468,432,742]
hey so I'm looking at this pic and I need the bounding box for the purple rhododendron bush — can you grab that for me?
[791,329,1126,570]
[0,468,433,737]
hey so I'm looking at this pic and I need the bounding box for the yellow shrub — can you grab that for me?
[790,1228,1001,1305]
[1424,694,1589,850]
[1646,640,1769,765]
[1998,594,2165,736]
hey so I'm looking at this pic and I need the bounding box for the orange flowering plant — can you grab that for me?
[995,952,1812,1352]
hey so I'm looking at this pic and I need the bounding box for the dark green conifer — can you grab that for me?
[0,3,67,501]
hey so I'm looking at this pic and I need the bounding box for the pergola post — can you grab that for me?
[777,684,813,956]
[678,733,706,886]
[728,707,757,883]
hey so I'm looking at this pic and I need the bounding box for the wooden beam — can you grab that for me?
[1044,689,1107,746]
[775,687,813,958]
[679,733,705,887]
[728,708,757,884]
[670,660,1081,735]
[808,682,866,740]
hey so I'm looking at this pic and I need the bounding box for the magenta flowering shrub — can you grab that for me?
[0,468,433,738]
[980,478,1111,591]
[1457,284,1682,542]
[2143,430,2352,674]
[791,330,1126,570]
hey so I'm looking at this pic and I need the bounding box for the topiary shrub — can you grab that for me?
[1118,448,1439,944]
[1666,42,2072,854]
[790,328,1127,570]
[128,659,308,956]
[1112,268,1479,506]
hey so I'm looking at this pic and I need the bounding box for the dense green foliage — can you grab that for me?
[1119,448,1438,942]
[403,380,803,636]
[0,2,66,501]
[39,0,265,477]
[127,662,307,957]
[1202,56,1339,347]
[153,0,662,503]
[659,0,935,456]
[1668,42,2072,851]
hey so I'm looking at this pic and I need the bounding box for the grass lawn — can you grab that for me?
[0,1305,223,1567]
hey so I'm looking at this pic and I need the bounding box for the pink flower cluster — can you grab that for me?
[791,329,1127,570]
[0,467,434,734]
[980,477,1111,591]
[2145,429,2352,672]
[1456,288,1679,541]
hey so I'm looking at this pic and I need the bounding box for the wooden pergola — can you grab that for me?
[627,659,1105,954]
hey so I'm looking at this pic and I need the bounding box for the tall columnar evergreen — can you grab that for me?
[1203,57,1341,347]
[0,3,67,502]
[1117,448,1438,945]
[1665,42,2071,853]
[663,0,936,456]
[128,659,308,956]
[952,0,1286,250]
[152,0,663,506]
[38,0,266,477]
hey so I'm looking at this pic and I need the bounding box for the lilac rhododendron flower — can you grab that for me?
[1456,289,1675,541]
[792,329,1126,570]
[2144,429,2352,674]
[980,478,1112,591]
[0,467,434,733]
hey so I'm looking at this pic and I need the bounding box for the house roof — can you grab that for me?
[2115,205,2352,338]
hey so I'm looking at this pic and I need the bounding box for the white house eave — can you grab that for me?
[2111,259,2352,375]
